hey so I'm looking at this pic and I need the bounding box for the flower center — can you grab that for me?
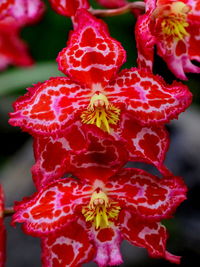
[82,189,121,229]
[80,92,120,133]
[152,1,190,42]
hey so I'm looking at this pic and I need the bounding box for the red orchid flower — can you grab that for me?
[0,0,44,25]
[0,17,33,71]
[13,168,187,266]
[136,0,200,80]
[9,9,192,178]
[0,186,5,267]
[49,0,89,17]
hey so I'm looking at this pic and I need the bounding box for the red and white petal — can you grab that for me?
[0,0,14,19]
[96,0,127,8]
[9,0,44,25]
[42,219,94,267]
[69,125,128,183]
[9,77,90,136]
[0,18,33,71]
[135,14,155,71]
[106,68,192,125]
[12,178,92,235]
[49,0,90,17]
[107,168,187,220]
[117,114,169,173]
[57,9,126,88]
[120,210,180,263]
[32,122,87,189]
[0,186,5,267]
[89,225,123,267]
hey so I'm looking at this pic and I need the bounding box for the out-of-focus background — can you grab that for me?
[0,0,200,266]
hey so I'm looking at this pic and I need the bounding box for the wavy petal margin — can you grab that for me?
[12,179,92,236]
[9,77,90,135]
[108,168,187,220]
[107,68,192,125]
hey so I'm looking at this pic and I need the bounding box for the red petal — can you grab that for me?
[106,68,192,125]
[69,125,128,183]
[135,13,155,71]
[0,186,5,267]
[57,9,126,87]
[0,18,33,71]
[89,225,123,266]
[96,0,127,8]
[41,219,94,267]
[9,77,90,135]
[12,178,92,236]
[108,168,187,220]
[49,0,89,17]
[120,210,180,263]
[32,122,87,189]
[118,113,169,172]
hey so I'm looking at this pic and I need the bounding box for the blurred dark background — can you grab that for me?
[0,0,200,266]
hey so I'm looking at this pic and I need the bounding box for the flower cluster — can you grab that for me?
[0,0,197,266]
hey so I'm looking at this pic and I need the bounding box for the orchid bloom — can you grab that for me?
[13,168,187,266]
[9,9,192,179]
[136,0,200,80]
[0,186,5,267]
[0,17,33,70]
[0,0,44,25]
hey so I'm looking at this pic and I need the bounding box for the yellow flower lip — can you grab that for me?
[82,188,121,230]
[81,92,120,133]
